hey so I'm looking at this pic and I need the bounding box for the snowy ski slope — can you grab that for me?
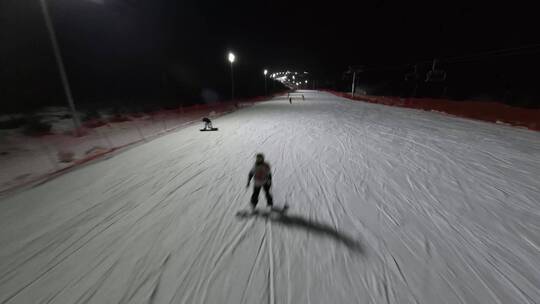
[1,91,539,303]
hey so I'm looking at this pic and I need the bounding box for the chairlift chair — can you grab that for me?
[425,59,447,82]
[405,65,419,82]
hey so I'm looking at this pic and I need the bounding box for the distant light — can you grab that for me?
[292,75,295,80]
[264,69,268,75]
[228,52,235,63]
[305,80,308,83]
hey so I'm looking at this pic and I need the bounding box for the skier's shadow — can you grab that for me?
[236,210,363,254]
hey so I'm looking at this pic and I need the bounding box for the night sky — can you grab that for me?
[1,0,539,112]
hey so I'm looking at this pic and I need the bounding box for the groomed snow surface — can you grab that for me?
[1,91,539,304]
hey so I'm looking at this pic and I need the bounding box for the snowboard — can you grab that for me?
[236,204,289,219]
[200,128,218,131]
[235,209,257,218]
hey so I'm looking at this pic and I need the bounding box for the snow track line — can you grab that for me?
[194,217,257,304]
[1,213,124,304]
[239,225,267,304]
[240,223,266,304]
[267,217,276,304]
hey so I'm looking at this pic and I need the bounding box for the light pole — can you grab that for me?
[263,69,268,95]
[39,0,81,134]
[228,52,235,100]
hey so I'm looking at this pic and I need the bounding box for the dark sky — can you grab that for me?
[1,0,539,110]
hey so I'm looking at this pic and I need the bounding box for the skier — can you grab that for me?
[247,153,273,209]
[202,117,213,130]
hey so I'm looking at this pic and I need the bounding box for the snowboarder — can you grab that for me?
[247,153,273,209]
[202,117,213,130]
[200,117,218,131]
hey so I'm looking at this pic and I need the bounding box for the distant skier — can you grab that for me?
[247,153,273,209]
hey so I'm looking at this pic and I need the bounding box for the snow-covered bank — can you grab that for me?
[328,90,540,131]
[0,100,259,194]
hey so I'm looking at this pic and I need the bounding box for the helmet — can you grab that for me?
[255,153,264,163]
